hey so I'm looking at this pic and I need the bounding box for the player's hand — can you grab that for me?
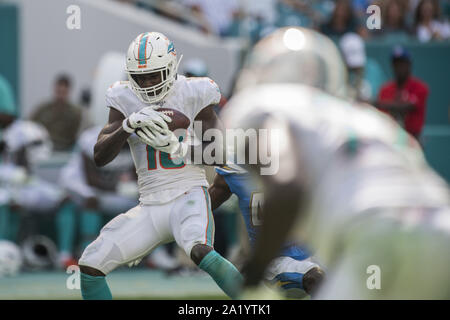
[136,126,187,157]
[124,106,172,133]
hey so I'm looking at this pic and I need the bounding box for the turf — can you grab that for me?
[0,268,227,300]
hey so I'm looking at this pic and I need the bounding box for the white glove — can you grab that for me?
[136,126,188,158]
[122,106,172,133]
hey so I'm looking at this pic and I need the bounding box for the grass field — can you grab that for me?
[0,268,228,300]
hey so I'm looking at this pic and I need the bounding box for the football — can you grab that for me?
[156,108,190,131]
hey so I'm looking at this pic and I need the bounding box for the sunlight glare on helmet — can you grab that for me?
[283,28,305,51]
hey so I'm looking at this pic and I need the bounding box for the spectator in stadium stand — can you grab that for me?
[376,46,429,141]
[182,0,239,36]
[30,74,82,151]
[320,0,359,37]
[0,74,17,133]
[339,32,387,103]
[352,0,373,18]
[372,0,411,38]
[414,0,450,42]
[275,0,316,28]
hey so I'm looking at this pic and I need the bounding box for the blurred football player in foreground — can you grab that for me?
[209,164,324,298]
[221,27,450,299]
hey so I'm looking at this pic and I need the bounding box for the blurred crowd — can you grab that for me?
[0,73,140,271]
[117,0,450,43]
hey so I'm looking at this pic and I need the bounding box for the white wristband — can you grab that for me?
[122,118,135,134]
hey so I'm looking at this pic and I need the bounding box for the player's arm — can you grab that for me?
[243,176,303,287]
[208,173,233,211]
[241,118,305,289]
[375,100,415,115]
[82,153,116,191]
[93,108,131,167]
[190,104,226,165]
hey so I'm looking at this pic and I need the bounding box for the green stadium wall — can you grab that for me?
[0,2,19,111]
[366,40,450,182]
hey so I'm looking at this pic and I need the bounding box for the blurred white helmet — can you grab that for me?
[0,240,23,277]
[182,58,208,77]
[2,120,52,165]
[235,27,348,98]
[339,32,366,69]
[126,32,182,104]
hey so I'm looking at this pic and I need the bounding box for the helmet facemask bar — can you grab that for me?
[127,55,182,104]
[128,64,171,104]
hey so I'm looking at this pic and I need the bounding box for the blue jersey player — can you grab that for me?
[209,165,325,297]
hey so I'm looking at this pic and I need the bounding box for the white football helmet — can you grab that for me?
[2,120,52,165]
[125,32,182,104]
[235,27,348,98]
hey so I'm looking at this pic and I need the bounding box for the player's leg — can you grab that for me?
[265,255,325,298]
[59,173,100,259]
[0,191,11,240]
[78,203,172,299]
[266,244,325,297]
[55,199,77,267]
[171,187,243,299]
[0,204,19,241]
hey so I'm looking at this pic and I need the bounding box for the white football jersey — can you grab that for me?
[0,163,65,212]
[222,84,449,248]
[105,75,221,204]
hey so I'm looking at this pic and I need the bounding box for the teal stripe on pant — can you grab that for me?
[201,187,214,247]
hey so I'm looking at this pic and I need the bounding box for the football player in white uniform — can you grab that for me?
[221,27,450,299]
[77,32,242,299]
[0,121,66,242]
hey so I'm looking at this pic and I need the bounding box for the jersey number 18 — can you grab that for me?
[146,136,185,170]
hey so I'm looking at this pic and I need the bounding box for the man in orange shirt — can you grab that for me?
[377,46,429,140]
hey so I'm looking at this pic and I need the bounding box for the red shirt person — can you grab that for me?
[377,46,429,139]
